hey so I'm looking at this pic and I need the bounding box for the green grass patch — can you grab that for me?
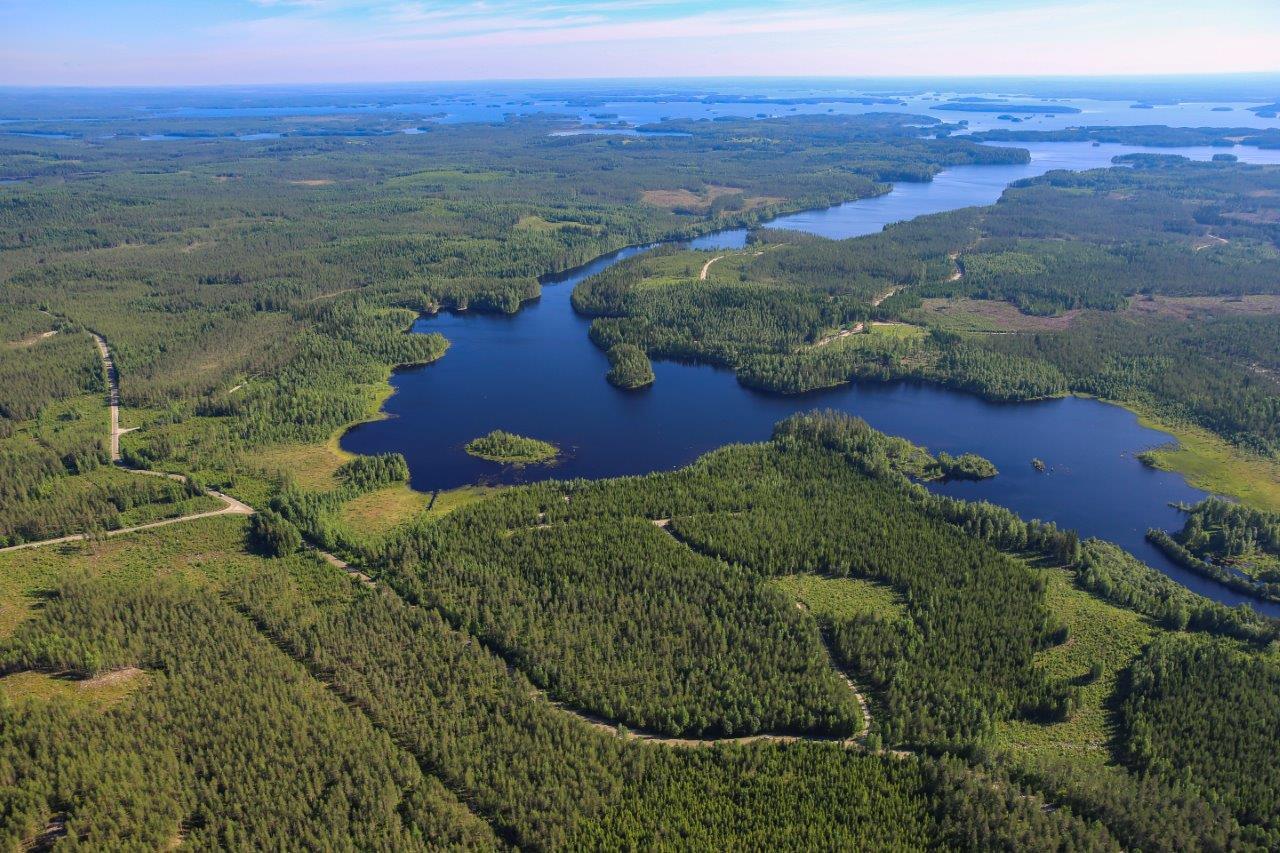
[770,574,905,622]
[0,667,149,709]
[0,516,351,640]
[1129,406,1280,513]
[516,215,603,236]
[422,485,502,522]
[992,563,1153,768]
[866,322,928,341]
[339,484,433,535]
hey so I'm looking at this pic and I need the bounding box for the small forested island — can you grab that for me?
[465,430,559,464]
[605,343,656,389]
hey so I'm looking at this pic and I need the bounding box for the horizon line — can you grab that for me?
[4,70,1280,92]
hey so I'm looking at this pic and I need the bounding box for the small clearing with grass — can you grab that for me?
[914,298,1083,333]
[1133,411,1280,514]
[770,574,905,622]
[992,563,1152,767]
[339,484,433,536]
[0,667,147,709]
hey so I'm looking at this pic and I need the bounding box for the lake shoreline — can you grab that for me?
[340,140,1280,614]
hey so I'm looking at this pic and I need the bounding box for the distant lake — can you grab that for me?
[343,140,1280,615]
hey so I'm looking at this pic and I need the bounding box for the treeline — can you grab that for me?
[984,312,1280,455]
[1074,539,1278,642]
[269,452,411,557]
[970,123,1280,149]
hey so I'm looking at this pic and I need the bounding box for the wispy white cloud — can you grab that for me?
[3,0,1279,84]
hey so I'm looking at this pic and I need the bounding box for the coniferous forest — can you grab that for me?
[2,96,1280,851]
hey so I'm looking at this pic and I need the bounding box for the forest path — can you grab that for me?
[89,332,124,462]
[541,687,863,749]
[871,286,902,307]
[813,323,866,348]
[540,516,895,754]
[699,254,725,280]
[0,492,252,554]
[1,330,351,579]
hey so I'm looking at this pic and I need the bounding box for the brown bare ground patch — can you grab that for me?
[743,195,784,210]
[7,329,57,349]
[81,666,145,690]
[1124,294,1280,321]
[289,179,335,186]
[641,184,743,210]
[920,298,1082,331]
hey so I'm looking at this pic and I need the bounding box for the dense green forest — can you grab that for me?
[1121,634,1280,841]
[1168,497,1280,581]
[4,110,1280,848]
[604,343,655,389]
[5,414,1278,848]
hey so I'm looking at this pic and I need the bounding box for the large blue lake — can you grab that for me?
[344,140,1280,614]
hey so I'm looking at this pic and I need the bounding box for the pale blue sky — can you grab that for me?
[3,0,1279,86]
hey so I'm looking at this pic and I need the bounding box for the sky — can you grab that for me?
[3,0,1280,86]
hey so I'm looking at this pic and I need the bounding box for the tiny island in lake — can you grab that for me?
[465,430,560,464]
[605,343,656,389]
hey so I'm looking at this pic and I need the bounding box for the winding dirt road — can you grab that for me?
[699,254,725,280]
[4,326,370,589]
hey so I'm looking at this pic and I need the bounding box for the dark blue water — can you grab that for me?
[343,141,1280,614]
